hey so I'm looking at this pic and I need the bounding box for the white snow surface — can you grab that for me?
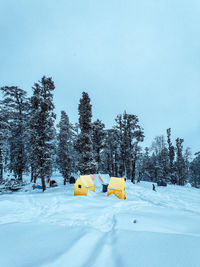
[0,174,200,267]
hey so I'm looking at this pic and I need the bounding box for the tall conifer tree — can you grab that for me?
[75,92,97,174]
[190,152,200,188]
[29,76,56,191]
[167,128,176,184]
[115,111,144,182]
[0,86,29,182]
[175,138,186,185]
[57,111,73,184]
[92,119,105,172]
[0,106,10,182]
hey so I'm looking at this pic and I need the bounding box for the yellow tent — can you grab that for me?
[74,175,95,196]
[107,177,126,199]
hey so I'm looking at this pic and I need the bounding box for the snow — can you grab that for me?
[0,176,200,267]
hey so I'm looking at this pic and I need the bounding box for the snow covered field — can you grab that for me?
[0,176,200,267]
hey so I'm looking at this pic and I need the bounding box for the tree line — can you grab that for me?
[0,76,199,190]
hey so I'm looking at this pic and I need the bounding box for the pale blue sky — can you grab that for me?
[0,0,200,153]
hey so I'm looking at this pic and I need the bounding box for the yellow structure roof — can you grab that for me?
[79,175,94,188]
[108,177,125,191]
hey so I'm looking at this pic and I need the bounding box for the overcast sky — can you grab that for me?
[0,0,200,154]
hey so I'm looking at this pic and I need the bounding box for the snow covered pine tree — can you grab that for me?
[0,86,29,182]
[92,119,105,172]
[101,129,119,176]
[115,111,144,182]
[150,135,169,183]
[175,138,187,186]
[190,152,200,188]
[167,128,176,184]
[57,111,74,184]
[0,105,10,182]
[29,76,56,191]
[75,92,97,174]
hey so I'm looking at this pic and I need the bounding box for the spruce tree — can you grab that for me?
[0,86,29,182]
[0,106,10,182]
[175,138,186,185]
[92,119,105,172]
[101,129,119,176]
[140,147,157,182]
[71,123,79,174]
[29,76,56,191]
[151,135,169,182]
[115,111,144,182]
[167,128,176,184]
[57,111,73,184]
[75,92,97,174]
[131,133,144,183]
[115,114,124,176]
[159,146,170,182]
[190,152,200,188]
[184,147,191,181]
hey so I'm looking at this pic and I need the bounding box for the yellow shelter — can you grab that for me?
[74,175,95,196]
[107,177,126,199]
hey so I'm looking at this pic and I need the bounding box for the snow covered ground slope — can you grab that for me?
[0,178,200,267]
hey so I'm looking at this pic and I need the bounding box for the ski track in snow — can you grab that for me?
[0,179,200,267]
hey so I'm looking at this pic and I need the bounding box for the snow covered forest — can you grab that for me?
[0,77,200,267]
[1,0,200,265]
[0,76,199,191]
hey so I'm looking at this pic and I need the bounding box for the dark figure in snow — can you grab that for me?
[152,184,156,191]
[69,176,76,184]
[48,179,57,187]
